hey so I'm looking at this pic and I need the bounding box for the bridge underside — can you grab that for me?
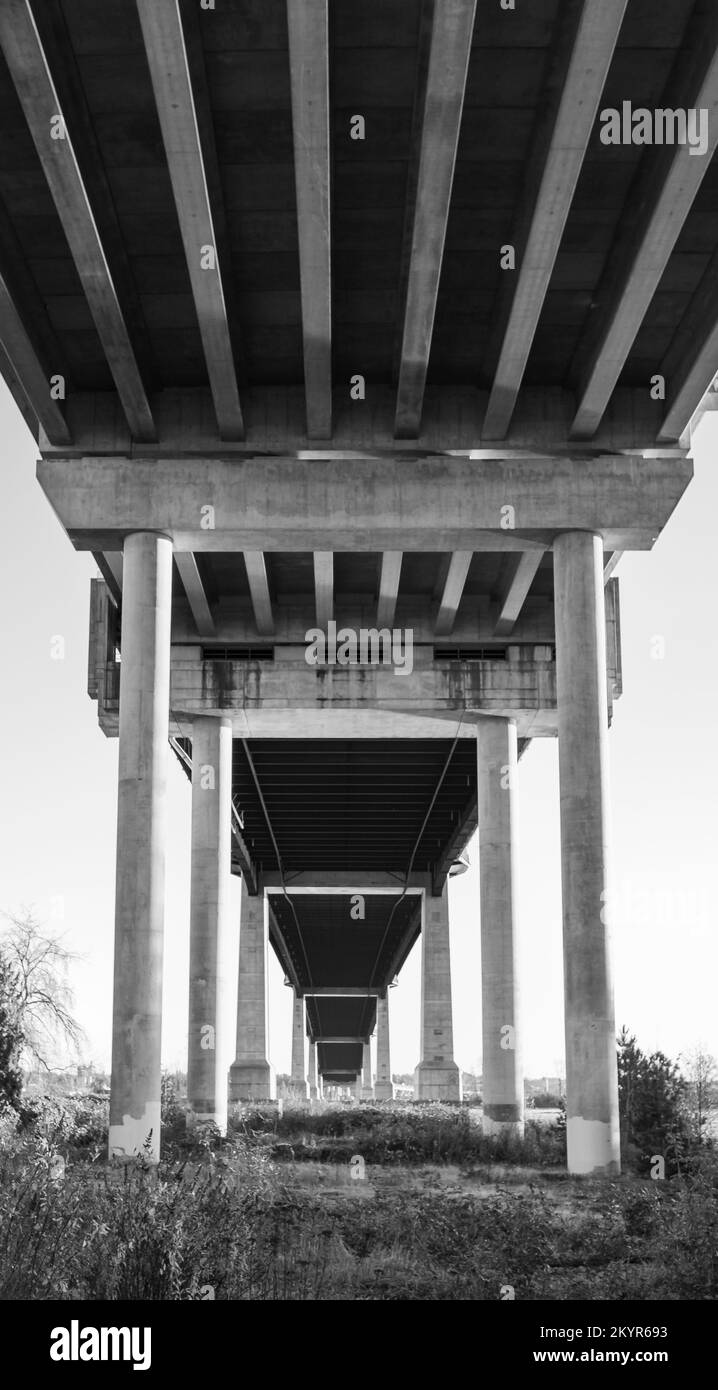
[0,0,711,1168]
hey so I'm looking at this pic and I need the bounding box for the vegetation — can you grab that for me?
[0,951,23,1113]
[0,1029,715,1300]
[0,910,84,1070]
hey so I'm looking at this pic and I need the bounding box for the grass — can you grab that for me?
[0,1096,716,1300]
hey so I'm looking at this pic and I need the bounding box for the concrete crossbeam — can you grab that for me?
[37,454,693,554]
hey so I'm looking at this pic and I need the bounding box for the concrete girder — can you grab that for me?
[37,454,693,554]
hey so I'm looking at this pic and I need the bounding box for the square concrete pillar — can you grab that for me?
[308,1040,320,1099]
[354,1074,363,1101]
[290,992,310,1099]
[228,881,276,1101]
[186,716,232,1135]
[109,532,172,1163]
[555,531,620,1176]
[414,883,462,1101]
[478,717,524,1136]
[374,994,394,1099]
[361,1039,374,1099]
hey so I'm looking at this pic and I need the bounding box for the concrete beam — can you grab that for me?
[0,1,155,442]
[244,552,274,637]
[572,37,718,439]
[38,454,692,554]
[313,551,333,627]
[658,332,718,443]
[265,878,424,892]
[47,384,681,457]
[168,648,559,734]
[93,552,123,606]
[482,0,628,439]
[286,0,331,439]
[305,988,382,997]
[603,550,622,583]
[0,270,70,445]
[377,552,403,628]
[174,553,215,638]
[135,0,243,441]
[394,0,476,438]
[494,551,544,636]
[435,551,472,637]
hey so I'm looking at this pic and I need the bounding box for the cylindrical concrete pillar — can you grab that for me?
[308,1040,320,1099]
[554,531,620,1176]
[187,716,232,1134]
[354,1073,363,1102]
[361,1039,374,1099]
[290,992,310,1099]
[374,994,394,1099]
[414,881,461,1100]
[228,881,276,1101]
[478,717,524,1136]
[109,532,173,1162]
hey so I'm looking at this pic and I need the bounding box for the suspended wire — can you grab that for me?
[365,714,465,1002]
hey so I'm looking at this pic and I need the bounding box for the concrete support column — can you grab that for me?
[290,992,310,1099]
[478,717,524,1137]
[414,882,462,1100]
[354,1074,363,1102]
[308,1041,320,1099]
[228,881,276,1101]
[187,716,232,1134]
[374,994,394,1099]
[109,532,172,1162]
[554,531,620,1176]
[361,1039,374,1099]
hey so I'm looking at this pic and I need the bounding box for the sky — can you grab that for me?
[1,376,716,1081]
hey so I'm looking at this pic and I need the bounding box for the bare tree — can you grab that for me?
[681,1045,718,1142]
[0,909,85,1070]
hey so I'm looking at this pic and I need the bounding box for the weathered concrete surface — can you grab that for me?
[50,382,685,456]
[37,453,693,553]
[308,1041,320,1100]
[374,994,394,1100]
[554,532,620,1176]
[290,992,310,1099]
[187,716,232,1134]
[229,883,276,1102]
[414,884,462,1101]
[478,718,524,1137]
[109,532,172,1162]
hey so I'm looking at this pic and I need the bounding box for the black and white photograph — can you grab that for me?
[0,0,716,1357]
